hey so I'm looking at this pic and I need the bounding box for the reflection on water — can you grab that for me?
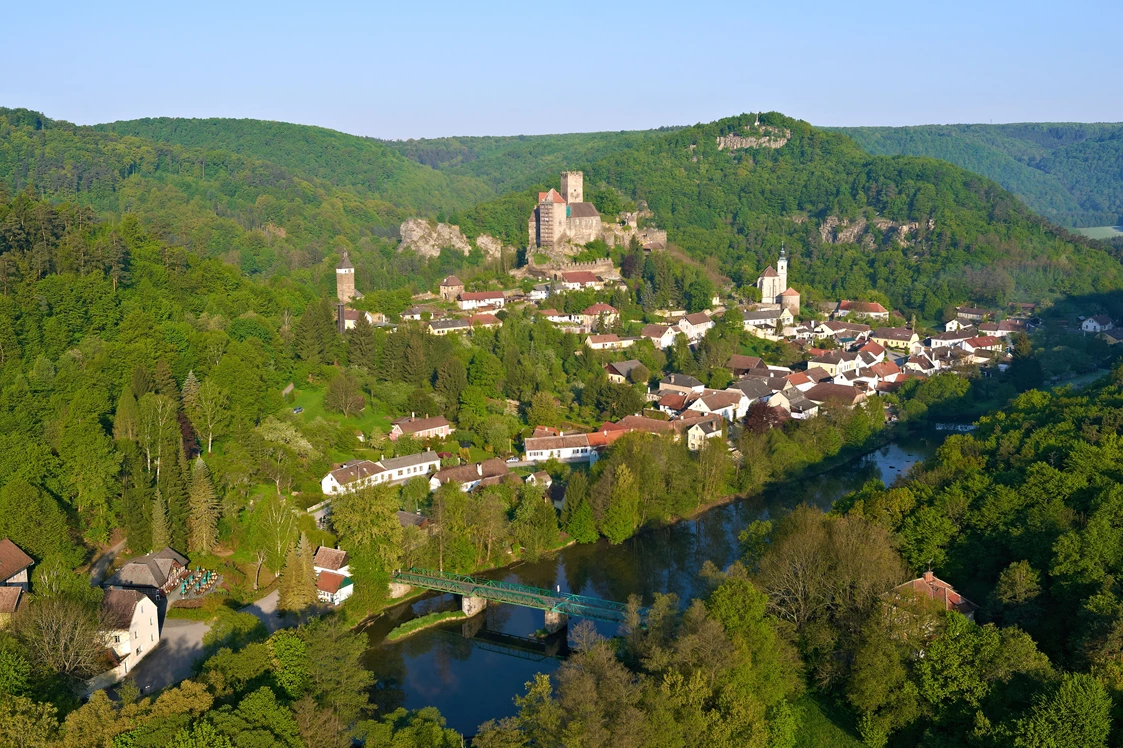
[361,431,944,734]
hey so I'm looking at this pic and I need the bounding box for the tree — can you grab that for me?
[564,497,598,544]
[255,417,317,495]
[303,618,374,724]
[14,596,105,683]
[324,370,365,417]
[189,378,229,453]
[434,357,467,415]
[137,392,177,479]
[330,485,403,569]
[181,369,201,410]
[151,489,169,551]
[512,487,559,561]
[602,464,639,544]
[154,359,178,396]
[188,456,219,554]
[526,391,559,428]
[279,539,314,613]
[112,388,140,442]
[249,494,296,574]
[696,436,731,501]
[1014,673,1111,748]
[347,314,376,371]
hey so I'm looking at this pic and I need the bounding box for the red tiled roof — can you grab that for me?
[440,276,463,287]
[470,313,501,326]
[859,341,886,355]
[316,571,349,594]
[840,300,888,314]
[583,303,617,315]
[313,547,348,571]
[965,335,1001,348]
[538,189,566,204]
[562,271,599,284]
[780,287,800,297]
[895,571,977,616]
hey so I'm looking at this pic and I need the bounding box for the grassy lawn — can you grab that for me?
[794,694,863,748]
[287,386,395,442]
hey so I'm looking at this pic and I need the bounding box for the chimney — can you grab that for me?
[922,570,935,583]
[476,463,483,477]
[411,411,415,419]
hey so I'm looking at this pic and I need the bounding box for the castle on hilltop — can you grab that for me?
[528,171,602,249]
[756,246,799,314]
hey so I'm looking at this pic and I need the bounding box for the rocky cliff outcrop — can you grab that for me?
[397,219,505,260]
[817,215,936,247]
[716,125,791,151]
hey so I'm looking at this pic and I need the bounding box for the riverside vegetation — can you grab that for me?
[1,104,1123,745]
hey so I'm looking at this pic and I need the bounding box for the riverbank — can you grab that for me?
[386,610,467,641]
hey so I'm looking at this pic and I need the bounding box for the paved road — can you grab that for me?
[89,538,127,586]
[127,617,211,693]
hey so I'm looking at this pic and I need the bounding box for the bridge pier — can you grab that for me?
[461,614,485,638]
[544,610,568,634]
[461,595,488,617]
[388,582,413,599]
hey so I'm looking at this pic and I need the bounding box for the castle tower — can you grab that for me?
[777,244,788,294]
[336,251,356,303]
[560,171,583,204]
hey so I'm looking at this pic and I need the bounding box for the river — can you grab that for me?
[360,430,945,734]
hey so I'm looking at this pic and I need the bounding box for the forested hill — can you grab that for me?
[382,128,673,195]
[95,116,491,215]
[836,122,1123,228]
[452,112,1123,319]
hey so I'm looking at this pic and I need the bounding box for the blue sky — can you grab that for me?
[3,0,1119,139]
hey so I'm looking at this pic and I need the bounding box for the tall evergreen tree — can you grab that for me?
[564,497,599,544]
[160,442,189,551]
[298,532,317,606]
[130,364,152,399]
[188,456,219,554]
[181,370,201,410]
[346,314,375,370]
[112,388,140,442]
[151,489,168,551]
[601,464,639,545]
[154,359,177,397]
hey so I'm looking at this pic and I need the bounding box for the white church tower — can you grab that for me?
[776,244,788,293]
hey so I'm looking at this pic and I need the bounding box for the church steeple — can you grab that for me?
[776,243,788,293]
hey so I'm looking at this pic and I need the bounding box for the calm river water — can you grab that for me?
[360,431,945,734]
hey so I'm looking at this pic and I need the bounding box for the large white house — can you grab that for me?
[321,452,441,495]
[458,292,506,311]
[524,434,596,464]
[94,588,160,685]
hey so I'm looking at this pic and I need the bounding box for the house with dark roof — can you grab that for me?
[804,382,868,408]
[871,327,920,351]
[1082,315,1115,333]
[658,373,705,395]
[105,548,188,595]
[640,323,680,349]
[728,355,767,377]
[604,359,645,384]
[429,458,512,491]
[428,318,471,336]
[100,587,160,675]
[0,538,34,591]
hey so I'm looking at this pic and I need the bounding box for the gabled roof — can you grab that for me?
[964,335,1002,348]
[538,189,566,204]
[641,323,672,338]
[106,548,188,589]
[873,327,916,341]
[568,202,600,218]
[660,373,704,388]
[684,312,712,325]
[732,377,774,400]
[0,539,34,582]
[392,416,451,434]
[316,571,352,594]
[460,291,505,301]
[859,341,886,356]
[470,313,501,326]
[839,300,887,314]
[562,271,599,284]
[524,434,592,452]
[728,354,765,372]
[605,360,644,378]
[586,334,622,345]
[313,547,349,571]
[432,458,510,485]
[583,303,617,315]
[758,266,778,278]
[805,382,865,405]
[0,586,21,614]
[101,588,147,629]
[894,571,977,616]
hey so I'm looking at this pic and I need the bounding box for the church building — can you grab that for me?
[756,247,799,315]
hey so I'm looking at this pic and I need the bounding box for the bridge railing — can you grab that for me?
[394,568,641,623]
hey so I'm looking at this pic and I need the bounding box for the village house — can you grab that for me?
[313,547,354,606]
[604,360,645,384]
[679,312,714,341]
[804,382,868,408]
[105,548,188,597]
[640,323,680,349]
[320,452,442,494]
[581,303,618,328]
[813,320,871,343]
[956,306,990,322]
[402,305,442,321]
[0,538,34,591]
[768,388,819,419]
[686,419,723,450]
[893,570,978,620]
[807,350,862,377]
[686,389,750,422]
[469,313,502,330]
[584,334,635,351]
[928,327,977,348]
[337,308,377,330]
[524,434,596,464]
[659,373,705,395]
[835,300,890,320]
[427,318,471,336]
[960,335,1005,355]
[526,472,553,489]
[458,291,506,311]
[439,275,464,301]
[871,327,920,351]
[529,284,551,302]
[977,320,1023,337]
[728,355,769,377]
[93,588,160,686]
[560,271,603,291]
[1082,315,1115,333]
[430,458,512,491]
[390,415,451,441]
[742,308,793,331]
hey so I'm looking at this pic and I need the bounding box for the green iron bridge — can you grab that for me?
[392,568,643,626]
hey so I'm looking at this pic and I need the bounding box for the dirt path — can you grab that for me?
[89,538,127,586]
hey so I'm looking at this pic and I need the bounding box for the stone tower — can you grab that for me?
[777,245,788,293]
[560,171,583,204]
[336,251,356,304]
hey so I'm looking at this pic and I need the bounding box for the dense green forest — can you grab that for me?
[450,113,1123,319]
[383,129,673,196]
[95,116,492,215]
[837,122,1123,228]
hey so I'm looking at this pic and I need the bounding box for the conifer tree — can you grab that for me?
[151,489,168,551]
[188,456,219,554]
[113,388,140,442]
[130,364,152,399]
[160,442,189,551]
[297,532,318,608]
[346,314,375,370]
[564,496,599,544]
[601,464,639,545]
[279,541,300,612]
[181,370,201,410]
[154,359,178,397]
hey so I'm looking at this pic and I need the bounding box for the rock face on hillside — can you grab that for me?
[398,219,471,258]
[397,219,505,261]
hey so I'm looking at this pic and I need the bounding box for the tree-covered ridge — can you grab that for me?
[837,122,1123,227]
[95,115,492,215]
[383,128,673,195]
